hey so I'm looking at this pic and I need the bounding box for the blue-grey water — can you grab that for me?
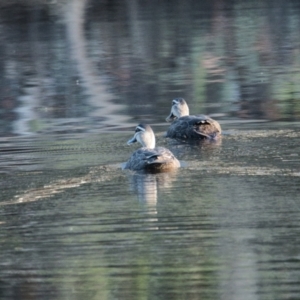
[1,1,300,299]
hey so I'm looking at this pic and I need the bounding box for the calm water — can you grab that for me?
[1,1,300,299]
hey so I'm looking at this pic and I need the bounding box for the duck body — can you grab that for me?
[125,124,180,172]
[166,114,221,140]
[125,146,180,172]
[166,98,221,140]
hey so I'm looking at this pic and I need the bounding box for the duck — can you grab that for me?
[124,124,180,172]
[165,98,222,140]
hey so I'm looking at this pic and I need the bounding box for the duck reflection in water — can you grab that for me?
[166,98,222,141]
[127,171,178,225]
[128,171,178,205]
[124,124,180,172]
[166,135,222,161]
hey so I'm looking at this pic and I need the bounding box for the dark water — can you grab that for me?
[1,1,300,299]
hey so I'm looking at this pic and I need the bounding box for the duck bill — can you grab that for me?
[166,111,176,122]
[127,135,137,145]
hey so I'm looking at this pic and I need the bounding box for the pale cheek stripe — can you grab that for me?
[136,126,145,132]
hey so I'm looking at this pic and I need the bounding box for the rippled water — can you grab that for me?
[1,1,300,299]
[1,125,300,299]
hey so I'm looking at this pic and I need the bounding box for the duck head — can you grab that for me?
[127,124,156,149]
[166,98,189,122]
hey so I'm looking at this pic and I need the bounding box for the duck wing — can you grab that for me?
[192,115,222,139]
[147,147,177,164]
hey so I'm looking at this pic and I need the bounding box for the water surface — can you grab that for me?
[1,1,300,299]
[1,125,300,299]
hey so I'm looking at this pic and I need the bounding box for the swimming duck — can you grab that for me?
[165,98,222,140]
[124,124,180,172]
